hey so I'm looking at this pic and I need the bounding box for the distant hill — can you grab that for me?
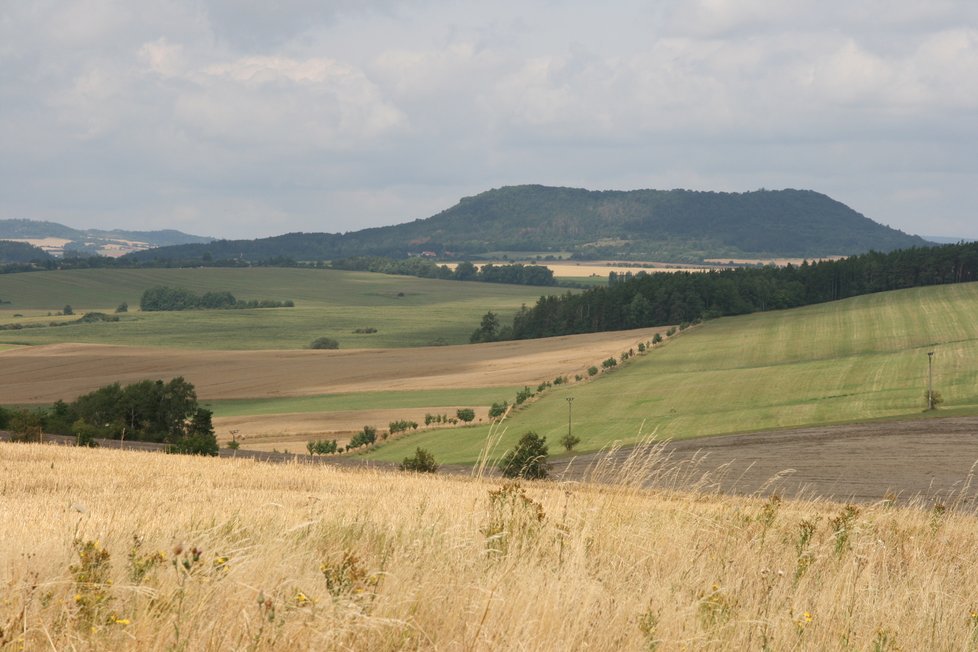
[0,219,213,258]
[0,240,53,263]
[124,186,929,264]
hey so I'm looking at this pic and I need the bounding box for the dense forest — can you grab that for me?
[493,242,978,340]
[121,186,927,264]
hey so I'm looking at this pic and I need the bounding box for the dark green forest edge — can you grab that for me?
[482,241,978,340]
[0,378,218,456]
[5,186,921,266]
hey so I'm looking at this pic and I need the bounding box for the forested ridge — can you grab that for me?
[121,186,927,264]
[501,242,978,340]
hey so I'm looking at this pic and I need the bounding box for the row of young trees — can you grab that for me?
[501,242,978,339]
[1,378,218,455]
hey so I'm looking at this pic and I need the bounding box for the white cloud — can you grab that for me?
[0,0,976,239]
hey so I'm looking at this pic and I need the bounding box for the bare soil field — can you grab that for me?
[556,415,978,504]
[0,327,659,404]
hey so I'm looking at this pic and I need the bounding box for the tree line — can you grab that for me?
[140,286,294,311]
[0,377,218,455]
[330,256,557,286]
[492,242,978,340]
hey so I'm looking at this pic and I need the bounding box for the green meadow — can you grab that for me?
[0,268,553,349]
[367,282,978,465]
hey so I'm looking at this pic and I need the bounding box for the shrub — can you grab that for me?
[515,386,533,405]
[63,304,73,316]
[306,439,338,455]
[601,357,617,369]
[560,433,581,452]
[226,439,240,450]
[488,401,509,419]
[587,366,599,377]
[399,447,439,473]
[388,420,418,434]
[499,432,550,479]
[653,332,664,343]
[348,426,377,449]
[665,327,677,337]
[115,302,128,313]
[456,408,476,423]
[308,337,339,350]
[353,327,377,334]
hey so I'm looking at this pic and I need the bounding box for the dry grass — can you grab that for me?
[3,441,978,651]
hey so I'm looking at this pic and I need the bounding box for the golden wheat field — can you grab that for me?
[3,441,978,651]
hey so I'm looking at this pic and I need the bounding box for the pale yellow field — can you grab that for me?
[3,441,977,651]
[0,328,658,404]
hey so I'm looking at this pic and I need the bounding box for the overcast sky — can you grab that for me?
[2,1,976,240]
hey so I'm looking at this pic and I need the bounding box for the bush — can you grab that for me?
[638,342,646,353]
[560,433,581,452]
[400,447,439,473]
[499,431,550,480]
[349,426,378,449]
[666,327,677,336]
[353,327,377,334]
[488,401,509,419]
[601,357,617,369]
[308,337,340,350]
[456,408,476,423]
[515,387,533,405]
[587,366,599,377]
[389,420,418,435]
[306,439,338,455]
[115,302,128,313]
[63,304,73,316]
[653,333,663,343]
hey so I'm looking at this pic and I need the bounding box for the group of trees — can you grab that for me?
[331,256,557,287]
[2,378,218,455]
[497,241,978,340]
[140,286,294,312]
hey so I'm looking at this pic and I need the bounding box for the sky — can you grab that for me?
[1,0,976,240]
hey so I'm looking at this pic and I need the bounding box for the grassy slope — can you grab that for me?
[0,268,552,349]
[368,282,978,464]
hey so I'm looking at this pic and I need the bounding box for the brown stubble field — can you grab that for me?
[0,328,659,446]
[0,328,658,404]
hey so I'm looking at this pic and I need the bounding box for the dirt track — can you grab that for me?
[0,328,658,403]
[555,415,978,504]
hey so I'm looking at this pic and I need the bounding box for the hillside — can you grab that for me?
[0,239,53,263]
[368,281,978,464]
[0,218,212,257]
[125,186,928,264]
[0,267,557,350]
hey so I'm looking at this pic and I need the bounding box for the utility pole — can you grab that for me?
[566,397,574,440]
[928,351,935,410]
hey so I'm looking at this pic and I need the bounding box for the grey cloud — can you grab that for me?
[0,0,976,239]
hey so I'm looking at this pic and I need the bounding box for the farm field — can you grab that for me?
[0,328,659,444]
[367,282,978,465]
[4,441,978,650]
[0,267,554,349]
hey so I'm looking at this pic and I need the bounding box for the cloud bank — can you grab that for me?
[1,0,976,239]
